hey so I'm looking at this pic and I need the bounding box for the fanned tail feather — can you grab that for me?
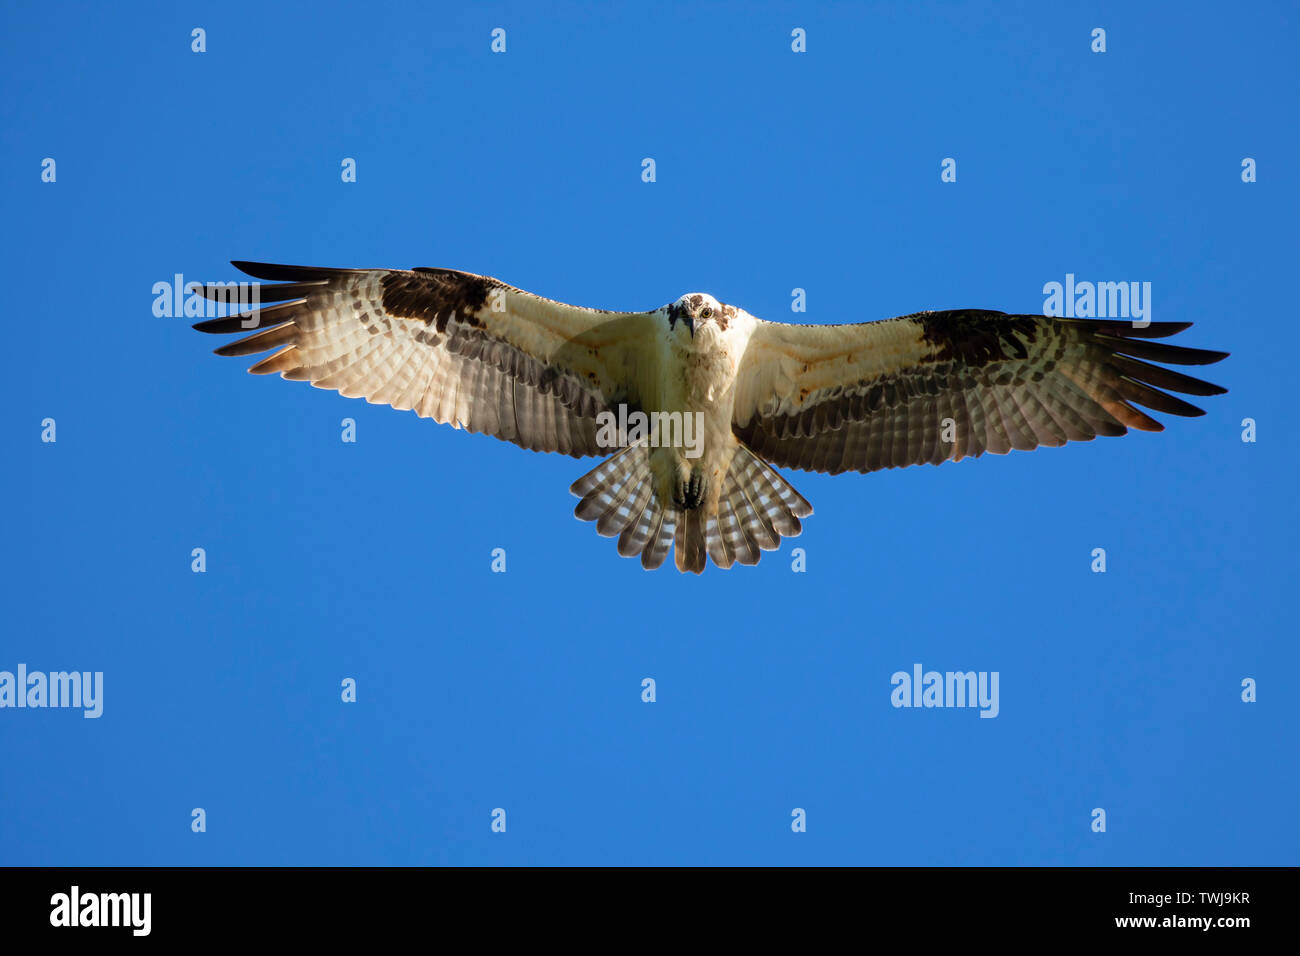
[571,443,812,573]
[674,508,708,574]
[709,445,812,570]
[571,446,674,571]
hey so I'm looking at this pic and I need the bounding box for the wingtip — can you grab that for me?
[230,260,366,281]
[230,260,307,280]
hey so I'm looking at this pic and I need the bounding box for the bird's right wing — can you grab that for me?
[194,262,658,457]
[733,309,1228,474]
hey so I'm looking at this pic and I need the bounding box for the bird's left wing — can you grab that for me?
[733,310,1228,474]
[194,262,657,457]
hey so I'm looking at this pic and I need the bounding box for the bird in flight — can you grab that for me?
[194,261,1228,573]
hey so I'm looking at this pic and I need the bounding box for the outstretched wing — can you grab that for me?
[733,310,1228,475]
[193,262,656,457]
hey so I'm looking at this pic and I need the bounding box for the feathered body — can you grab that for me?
[193,262,1227,573]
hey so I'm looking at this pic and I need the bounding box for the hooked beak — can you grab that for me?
[683,316,694,338]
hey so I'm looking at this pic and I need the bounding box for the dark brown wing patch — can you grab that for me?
[385,269,494,333]
[917,310,1039,364]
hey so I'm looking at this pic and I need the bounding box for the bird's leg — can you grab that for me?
[673,465,707,510]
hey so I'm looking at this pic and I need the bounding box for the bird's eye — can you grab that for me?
[700,307,713,319]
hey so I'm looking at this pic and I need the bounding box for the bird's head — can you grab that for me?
[665,293,727,339]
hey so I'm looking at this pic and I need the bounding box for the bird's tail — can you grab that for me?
[704,444,813,570]
[570,443,812,574]
[571,445,677,571]
[674,506,708,575]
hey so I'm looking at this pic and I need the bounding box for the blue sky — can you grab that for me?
[1,0,1296,865]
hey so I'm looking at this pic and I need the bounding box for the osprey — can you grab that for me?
[194,262,1228,573]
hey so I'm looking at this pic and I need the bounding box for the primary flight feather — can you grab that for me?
[193,261,1228,573]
